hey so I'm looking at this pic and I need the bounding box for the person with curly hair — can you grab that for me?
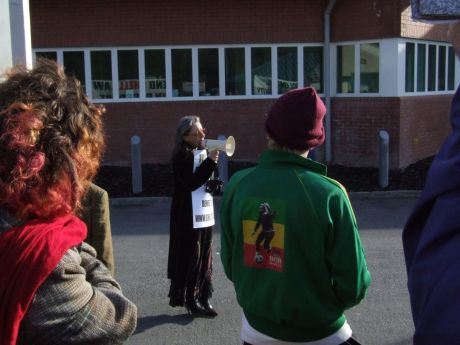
[0,59,137,345]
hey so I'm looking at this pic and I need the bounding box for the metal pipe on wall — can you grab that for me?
[324,0,337,162]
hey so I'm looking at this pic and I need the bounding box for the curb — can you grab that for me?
[110,196,171,207]
[110,190,422,206]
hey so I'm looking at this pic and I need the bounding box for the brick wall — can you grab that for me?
[32,0,431,48]
[332,0,402,41]
[331,95,453,169]
[103,95,453,169]
[28,0,455,169]
[400,1,450,41]
[331,97,401,168]
[30,0,327,47]
[101,99,274,166]
[399,95,452,167]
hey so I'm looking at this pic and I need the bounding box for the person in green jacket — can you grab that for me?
[220,87,371,345]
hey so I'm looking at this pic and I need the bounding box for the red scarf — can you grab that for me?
[0,215,86,345]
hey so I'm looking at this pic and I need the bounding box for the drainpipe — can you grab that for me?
[324,0,336,162]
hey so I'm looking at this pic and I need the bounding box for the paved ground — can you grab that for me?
[110,192,419,345]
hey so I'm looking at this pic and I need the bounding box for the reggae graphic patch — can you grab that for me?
[242,200,285,272]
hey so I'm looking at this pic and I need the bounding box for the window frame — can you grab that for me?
[33,44,325,102]
[335,41,381,96]
[404,39,457,95]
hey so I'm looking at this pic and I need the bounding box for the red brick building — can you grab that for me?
[30,0,458,169]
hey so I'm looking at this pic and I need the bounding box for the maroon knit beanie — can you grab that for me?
[265,87,326,151]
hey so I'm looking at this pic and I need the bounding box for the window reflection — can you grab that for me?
[417,44,426,92]
[145,49,166,98]
[91,51,112,99]
[360,43,379,93]
[199,49,219,96]
[438,46,446,91]
[304,47,323,93]
[225,48,245,95]
[63,51,85,92]
[36,51,57,61]
[118,50,139,98]
[448,47,455,91]
[428,45,436,91]
[172,49,192,97]
[278,47,298,94]
[337,45,355,93]
[251,47,272,95]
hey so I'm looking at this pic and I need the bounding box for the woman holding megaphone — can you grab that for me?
[167,115,219,317]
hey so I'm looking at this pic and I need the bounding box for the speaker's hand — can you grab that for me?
[208,150,219,163]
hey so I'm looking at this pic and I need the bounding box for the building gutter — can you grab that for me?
[324,0,336,162]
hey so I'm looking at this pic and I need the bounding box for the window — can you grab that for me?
[337,45,355,93]
[145,49,166,98]
[251,47,272,95]
[36,51,57,61]
[63,51,85,92]
[428,45,437,91]
[199,49,219,96]
[417,44,426,92]
[225,48,245,96]
[405,41,456,93]
[35,43,332,101]
[172,49,192,97]
[118,50,139,98]
[90,51,112,99]
[448,47,456,90]
[438,46,446,91]
[405,43,415,92]
[304,47,323,93]
[360,43,379,93]
[278,47,298,94]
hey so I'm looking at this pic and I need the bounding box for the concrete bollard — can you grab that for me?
[379,130,389,188]
[131,135,142,194]
[217,134,229,189]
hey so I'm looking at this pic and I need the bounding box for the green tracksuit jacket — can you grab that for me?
[220,149,371,342]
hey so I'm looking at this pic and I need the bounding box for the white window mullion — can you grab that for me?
[192,48,199,97]
[139,48,146,99]
[84,50,92,98]
[56,50,64,66]
[165,48,172,98]
[435,45,439,91]
[219,47,225,96]
[456,53,460,87]
[272,47,278,95]
[111,49,119,99]
[298,46,304,87]
[245,47,251,96]
[445,45,449,91]
[355,43,360,95]
[425,45,429,91]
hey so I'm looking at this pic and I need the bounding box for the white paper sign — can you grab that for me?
[191,149,215,229]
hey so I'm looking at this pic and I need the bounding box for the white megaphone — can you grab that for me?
[201,136,235,157]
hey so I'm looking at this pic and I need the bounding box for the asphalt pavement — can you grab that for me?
[110,191,420,345]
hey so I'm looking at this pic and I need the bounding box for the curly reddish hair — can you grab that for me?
[0,59,105,221]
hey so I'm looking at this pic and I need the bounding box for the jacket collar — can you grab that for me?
[258,149,327,176]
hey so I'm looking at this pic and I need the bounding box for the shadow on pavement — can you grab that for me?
[135,314,193,334]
